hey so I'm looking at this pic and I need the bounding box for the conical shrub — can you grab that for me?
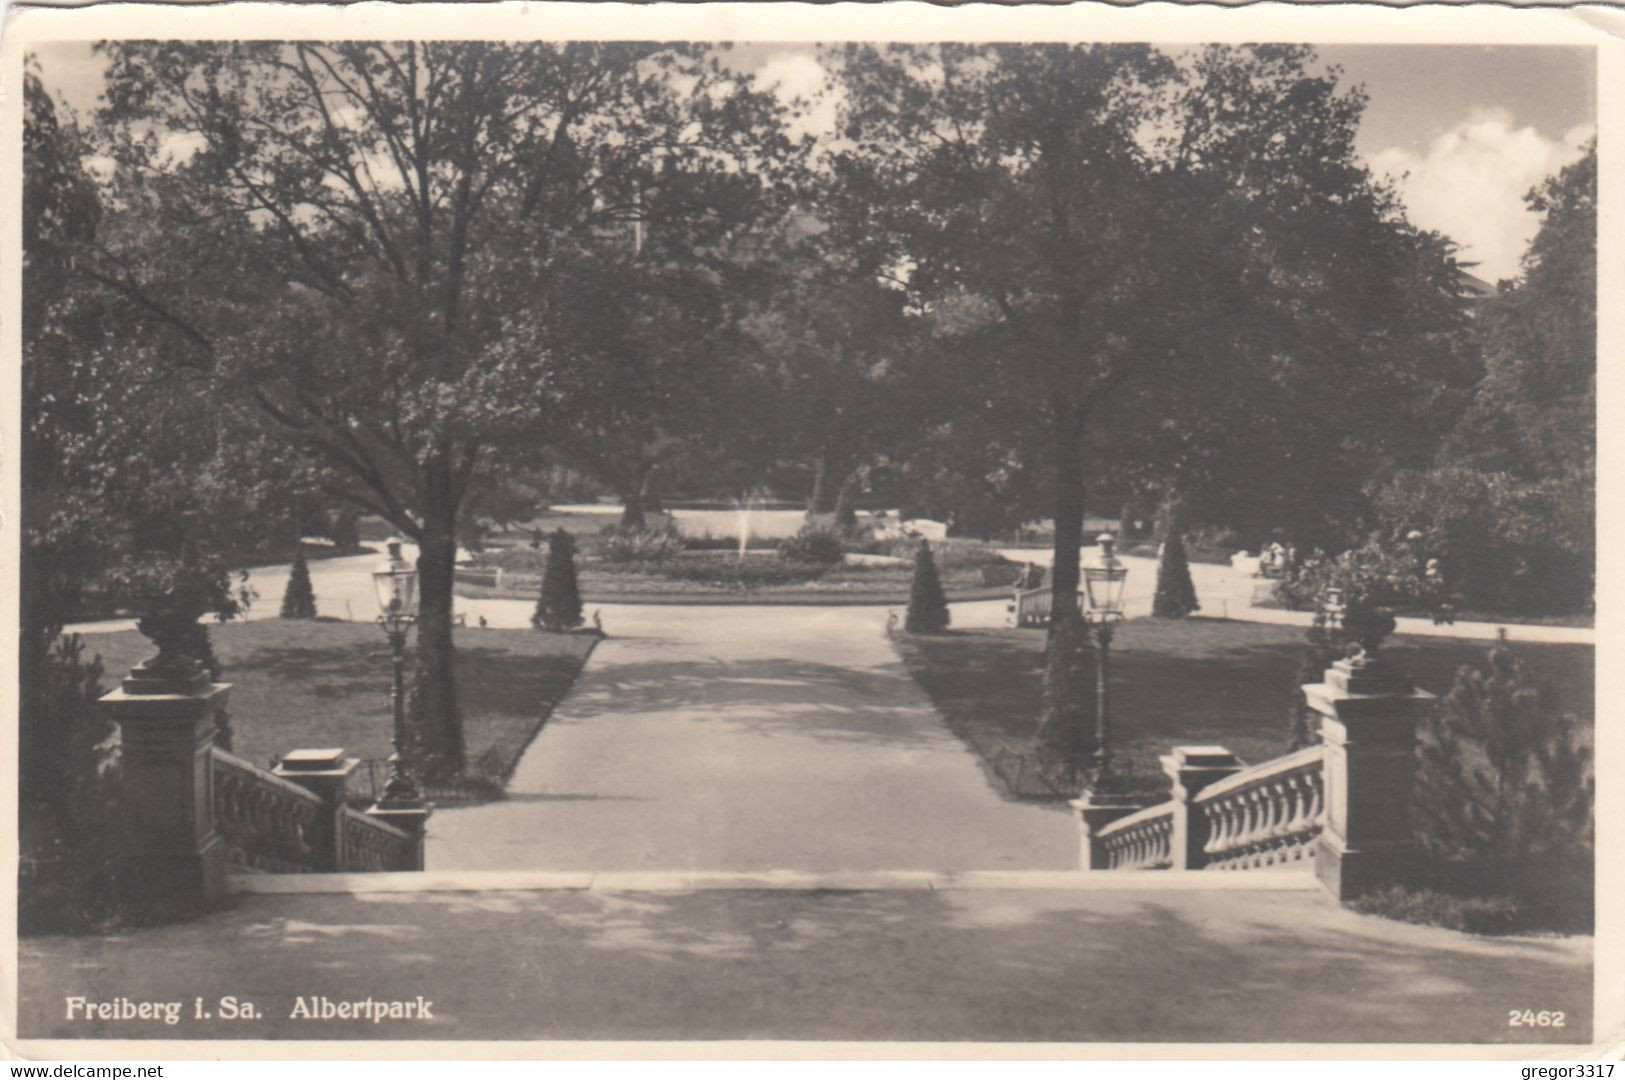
[904,539,950,633]
[533,529,583,632]
[1152,527,1199,619]
[280,550,318,619]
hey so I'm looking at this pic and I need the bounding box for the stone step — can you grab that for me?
[231,867,1321,895]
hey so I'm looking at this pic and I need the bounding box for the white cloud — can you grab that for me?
[753,49,838,140]
[1370,109,1593,283]
[158,131,208,168]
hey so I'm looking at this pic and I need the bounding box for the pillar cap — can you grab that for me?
[274,748,358,780]
[1168,745,1243,769]
[101,682,232,713]
[1304,681,1436,723]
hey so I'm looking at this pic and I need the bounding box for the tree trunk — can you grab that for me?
[618,493,647,533]
[833,473,860,532]
[408,497,465,781]
[808,445,846,516]
[617,464,658,532]
[639,469,664,515]
[1049,417,1085,635]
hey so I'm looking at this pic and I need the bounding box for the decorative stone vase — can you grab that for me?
[126,602,211,695]
[1343,605,1397,664]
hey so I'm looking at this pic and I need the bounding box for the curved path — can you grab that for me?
[428,604,1078,872]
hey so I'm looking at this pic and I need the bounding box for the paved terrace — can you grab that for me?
[18,877,1591,1044]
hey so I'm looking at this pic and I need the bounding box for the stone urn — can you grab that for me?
[1342,604,1397,664]
[125,600,212,695]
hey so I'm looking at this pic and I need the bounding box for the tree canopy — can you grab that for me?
[85,41,798,773]
[826,43,1474,609]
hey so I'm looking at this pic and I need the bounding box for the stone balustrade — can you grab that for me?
[1095,803,1175,869]
[341,807,416,871]
[211,747,429,875]
[1195,747,1325,871]
[212,749,327,873]
[1075,655,1435,900]
[102,651,433,919]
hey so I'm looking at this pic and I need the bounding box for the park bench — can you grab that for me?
[1008,566,1083,628]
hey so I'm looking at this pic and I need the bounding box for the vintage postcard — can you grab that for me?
[1,0,1617,1062]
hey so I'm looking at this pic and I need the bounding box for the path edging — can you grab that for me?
[230,868,1323,895]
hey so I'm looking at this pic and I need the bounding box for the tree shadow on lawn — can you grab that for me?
[18,887,1589,1043]
[213,633,595,768]
[558,657,966,752]
[895,621,1594,803]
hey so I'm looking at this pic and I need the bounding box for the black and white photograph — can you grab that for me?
[3,1,1612,1058]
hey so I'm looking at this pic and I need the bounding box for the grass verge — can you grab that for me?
[1349,869,1593,937]
[81,618,598,803]
[891,619,1593,804]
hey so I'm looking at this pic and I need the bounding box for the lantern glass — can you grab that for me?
[1083,532,1128,618]
[373,540,419,617]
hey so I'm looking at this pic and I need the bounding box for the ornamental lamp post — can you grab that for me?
[1082,532,1129,789]
[372,539,420,804]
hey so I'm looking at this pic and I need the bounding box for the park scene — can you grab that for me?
[16,37,1595,1046]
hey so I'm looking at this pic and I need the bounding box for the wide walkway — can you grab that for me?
[17,882,1592,1044]
[428,604,1077,871]
[68,542,1592,648]
[992,548,1595,645]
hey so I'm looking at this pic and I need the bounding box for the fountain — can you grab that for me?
[732,487,769,566]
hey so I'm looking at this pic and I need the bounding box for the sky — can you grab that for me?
[35,41,1595,283]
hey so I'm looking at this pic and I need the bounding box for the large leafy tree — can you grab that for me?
[1380,141,1597,614]
[533,230,764,531]
[87,42,792,776]
[831,44,1470,621]
[736,212,919,515]
[23,71,281,924]
[1449,141,1595,481]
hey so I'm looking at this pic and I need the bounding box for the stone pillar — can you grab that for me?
[1071,791,1142,870]
[1304,655,1435,900]
[366,799,432,871]
[100,663,232,920]
[274,748,358,872]
[1159,745,1244,870]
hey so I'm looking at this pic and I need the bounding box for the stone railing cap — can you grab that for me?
[1171,745,1243,768]
[277,748,349,770]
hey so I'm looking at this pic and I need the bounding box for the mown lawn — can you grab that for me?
[893,618,1594,802]
[80,619,598,798]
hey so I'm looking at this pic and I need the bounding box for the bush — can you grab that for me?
[1373,467,1592,616]
[1186,524,1243,555]
[683,533,777,552]
[327,510,361,550]
[1412,632,1593,923]
[532,529,583,632]
[595,528,684,564]
[880,537,1009,571]
[1349,884,1531,936]
[19,631,125,934]
[779,527,846,565]
[1285,610,1344,751]
[657,557,830,587]
[904,540,951,633]
[1273,532,1450,623]
[279,550,318,619]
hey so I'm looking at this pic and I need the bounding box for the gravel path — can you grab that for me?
[427,603,1078,872]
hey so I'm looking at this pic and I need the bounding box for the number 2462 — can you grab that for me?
[1508,1009,1565,1027]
